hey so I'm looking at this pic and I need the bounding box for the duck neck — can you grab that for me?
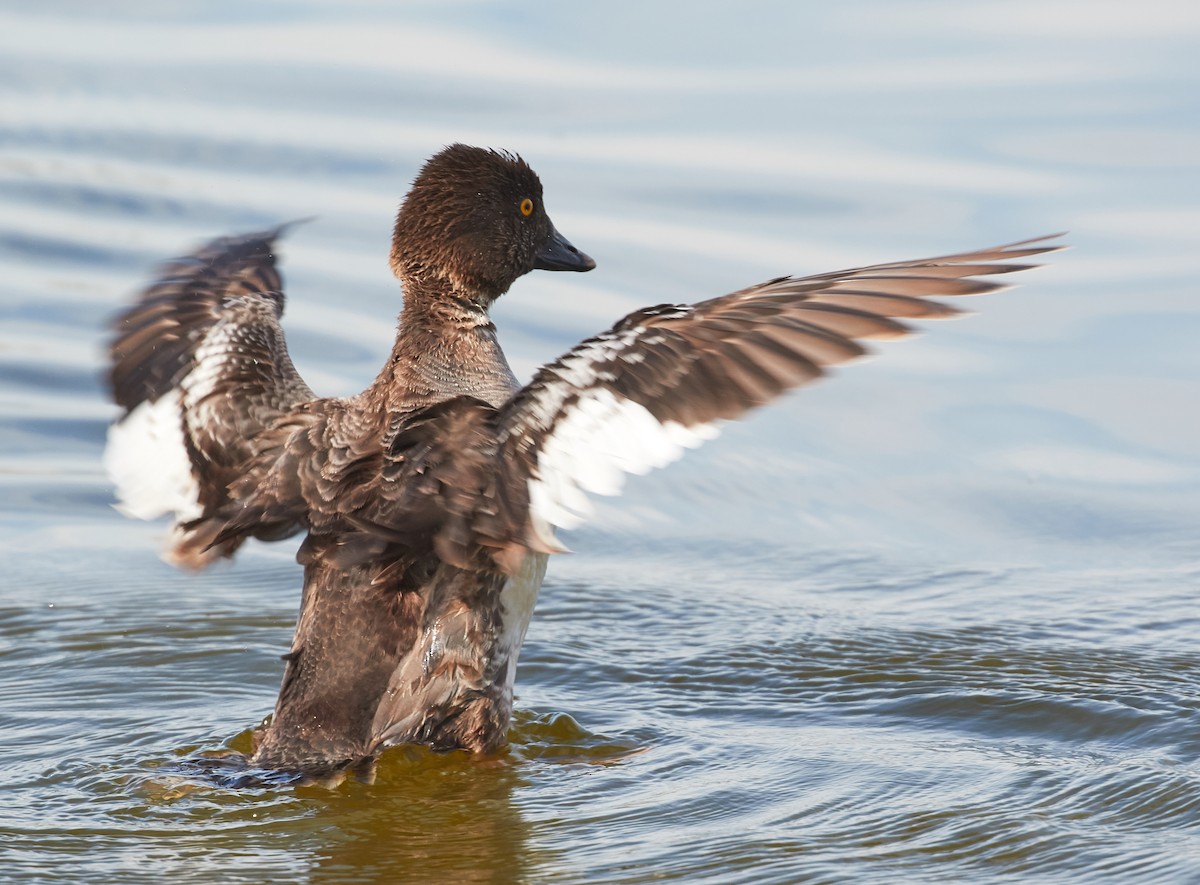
[370,274,519,411]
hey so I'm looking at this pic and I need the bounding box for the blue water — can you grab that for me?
[2,2,1199,882]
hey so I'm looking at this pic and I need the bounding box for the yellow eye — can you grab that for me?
[519,197,534,217]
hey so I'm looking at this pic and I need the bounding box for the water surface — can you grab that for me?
[2,2,1199,882]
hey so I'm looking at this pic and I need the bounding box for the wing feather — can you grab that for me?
[124,232,1063,577]
[499,234,1065,549]
[104,224,316,567]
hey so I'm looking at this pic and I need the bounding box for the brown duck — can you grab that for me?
[105,144,1061,775]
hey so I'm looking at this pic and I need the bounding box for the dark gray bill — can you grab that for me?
[534,223,595,272]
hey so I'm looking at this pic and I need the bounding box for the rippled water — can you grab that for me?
[3,2,1199,882]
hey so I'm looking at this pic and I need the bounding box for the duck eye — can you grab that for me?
[519,198,534,217]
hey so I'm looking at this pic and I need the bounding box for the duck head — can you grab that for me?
[390,144,595,306]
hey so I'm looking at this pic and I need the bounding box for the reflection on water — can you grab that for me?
[1,0,1199,882]
[293,751,537,885]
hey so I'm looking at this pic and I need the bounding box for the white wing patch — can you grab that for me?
[104,320,243,527]
[104,390,201,522]
[527,387,718,546]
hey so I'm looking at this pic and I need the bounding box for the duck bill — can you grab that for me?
[534,224,595,272]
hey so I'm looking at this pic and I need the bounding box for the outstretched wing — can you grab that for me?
[499,234,1065,550]
[105,224,316,568]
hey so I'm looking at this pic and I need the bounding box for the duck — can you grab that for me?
[105,144,1062,775]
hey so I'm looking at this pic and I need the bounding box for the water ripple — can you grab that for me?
[2,1,1199,882]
